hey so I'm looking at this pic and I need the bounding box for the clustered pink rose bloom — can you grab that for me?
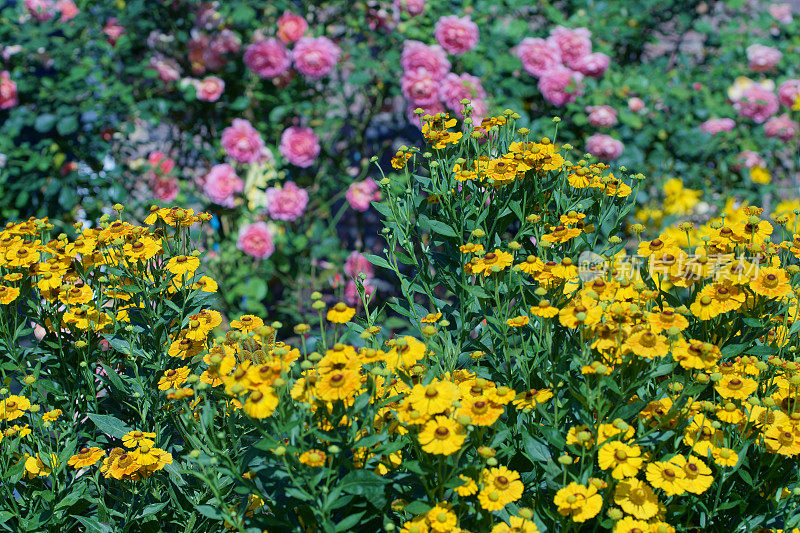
[292,36,341,79]
[434,15,479,55]
[394,0,426,16]
[25,0,55,21]
[778,79,800,107]
[438,73,487,115]
[401,41,450,79]
[764,113,799,141]
[538,66,583,106]
[585,133,623,161]
[746,44,782,73]
[628,97,645,113]
[196,76,225,102]
[586,105,618,127]
[699,118,736,135]
[277,11,308,44]
[737,150,766,169]
[515,26,606,107]
[146,151,179,203]
[244,39,291,78]
[265,181,309,221]
[548,26,592,69]
[347,178,381,212]
[56,0,78,21]
[513,38,561,78]
[103,18,125,46]
[0,71,18,110]
[279,126,320,168]
[574,52,610,78]
[203,164,243,207]
[221,119,265,163]
[733,84,778,123]
[768,3,793,24]
[149,55,181,83]
[237,222,275,259]
[401,68,440,106]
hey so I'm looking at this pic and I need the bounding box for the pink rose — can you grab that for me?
[345,279,375,307]
[586,105,618,127]
[277,11,308,44]
[736,150,766,169]
[347,178,381,212]
[746,44,782,73]
[0,71,18,110]
[104,18,125,46]
[434,15,479,55]
[344,251,374,279]
[777,79,800,107]
[764,113,799,141]
[734,85,778,123]
[265,181,309,221]
[56,0,78,21]
[149,55,181,83]
[244,39,291,78]
[394,0,426,16]
[586,133,623,160]
[406,101,446,128]
[538,66,583,107]
[438,73,486,115]
[279,126,320,168]
[221,119,265,163]
[237,222,275,259]
[628,97,645,113]
[203,164,243,207]
[547,26,592,69]
[25,0,56,21]
[401,40,450,80]
[292,36,340,79]
[401,68,441,106]
[197,76,225,102]
[699,118,736,135]
[514,38,561,78]
[574,52,610,78]
[151,177,179,203]
[147,151,175,176]
[769,3,793,24]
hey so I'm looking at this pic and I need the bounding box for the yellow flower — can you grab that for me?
[512,389,553,411]
[68,447,106,469]
[122,430,156,449]
[506,315,530,327]
[58,284,93,305]
[613,517,653,533]
[597,441,644,479]
[472,249,514,276]
[0,395,31,421]
[553,482,603,522]
[645,460,687,496]
[327,302,356,323]
[454,475,477,496]
[158,367,191,391]
[457,398,504,426]
[42,409,62,422]
[408,380,459,416]
[749,165,771,184]
[426,502,457,532]
[299,449,326,467]
[315,370,360,402]
[479,466,524,508]
[672,455,714,494]
[613,478,660,519]
[230,314,264,332]
[763,425,800,456]
[243,386,279,418]
[0,285,20,305]
[712,447,739,467]
[750,267,792,299]
[166,255,200,276]
[715,375,758,400]
[491,516,539,533]
[25,453,57,478]
[622,331,668,359]
[418,416,466,455]
[529,300,559,318]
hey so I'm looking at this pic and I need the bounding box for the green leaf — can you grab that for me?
[427,219,458,238]
[87,413,133,439]
[335,512,367,532]
[34,114,58,133]
[56,115,79,136]
[403,501,431,515]
[364,253,392,271]
[71,516,115,533]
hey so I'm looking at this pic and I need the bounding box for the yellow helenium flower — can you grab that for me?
[243,386,279,418]
[597,441,644,479]
[166,255,200,276]
[327,302,356,323]
[122,430,156,449]
[613,478,660,519]
[0,285,20,304]
[0,395,31,421]
[68,447,106,469]
[645,460,687,496]
[418,416,466,455]
[553,482,603,522]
